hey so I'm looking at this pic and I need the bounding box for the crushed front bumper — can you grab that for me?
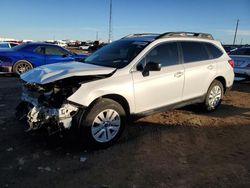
[18,87,79,134]
[26,103,79,131]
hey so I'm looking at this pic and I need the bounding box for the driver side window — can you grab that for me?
[139,42,179,68]
[45,46,68,56]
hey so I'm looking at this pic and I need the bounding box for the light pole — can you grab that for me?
[108,0,113,43]
[233,19,239,45]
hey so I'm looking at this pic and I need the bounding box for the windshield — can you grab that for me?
[84,40,149,68]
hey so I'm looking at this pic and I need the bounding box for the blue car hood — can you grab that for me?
[21,61,116,85]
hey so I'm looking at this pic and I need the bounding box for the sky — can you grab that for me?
[1,0,250,44]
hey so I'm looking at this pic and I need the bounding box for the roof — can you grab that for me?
[121,32,214,42]
[121,33,160,42]
[23,42,60,47]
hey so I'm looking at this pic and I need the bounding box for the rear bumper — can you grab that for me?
[234,67,250,79]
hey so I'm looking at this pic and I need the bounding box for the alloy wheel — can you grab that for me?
[208,85,222,109]
[91,109,121,143]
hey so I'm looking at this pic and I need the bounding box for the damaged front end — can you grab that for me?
[17,62,116,135]
[17,77,84,134]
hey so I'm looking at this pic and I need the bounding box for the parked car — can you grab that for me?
[223,45,237,53]
[0,42,87,75]
[17,32,234,148]
[229,47,250,80]
[79,44,93,50]
[0,42,19,49]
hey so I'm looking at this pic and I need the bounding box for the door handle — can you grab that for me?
[207,65,214,70]
[174,72,183,78]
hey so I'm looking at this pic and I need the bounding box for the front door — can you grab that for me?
[132,42,184,113]
[45,46,74,64]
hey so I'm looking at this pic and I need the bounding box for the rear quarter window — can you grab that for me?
[205,43,223,59]
[181,42,210,63]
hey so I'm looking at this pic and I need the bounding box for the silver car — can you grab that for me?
[229,47,250,80]
[18,32,234,148]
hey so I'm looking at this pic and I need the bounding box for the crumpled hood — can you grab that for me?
[21,61,116,85]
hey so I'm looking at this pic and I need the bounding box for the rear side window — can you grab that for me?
[181,42,210,63]
[145,42,179,67]
[205,43,223,59]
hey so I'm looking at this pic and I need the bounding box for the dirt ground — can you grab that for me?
[0,76,249,188]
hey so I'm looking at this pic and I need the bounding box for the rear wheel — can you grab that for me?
[204,80,224,112]
[78,98,126,148]
[13,60,33,75]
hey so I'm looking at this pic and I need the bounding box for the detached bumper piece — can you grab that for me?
[18,102,79,135]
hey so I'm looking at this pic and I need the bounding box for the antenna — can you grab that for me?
[233,19,239,45]
[108,0,113,43]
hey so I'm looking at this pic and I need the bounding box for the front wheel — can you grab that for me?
[78,98,126,148]
[204,80,224,112]
[13,60,33,75]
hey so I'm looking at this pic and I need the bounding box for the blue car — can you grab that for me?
[0,42,87,75]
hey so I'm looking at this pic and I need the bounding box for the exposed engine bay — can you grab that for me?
[17,75,109,134]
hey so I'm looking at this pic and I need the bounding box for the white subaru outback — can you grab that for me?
[17,32,234,147]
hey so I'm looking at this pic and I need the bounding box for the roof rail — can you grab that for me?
[156,32,214,40]
[122,33,159,39]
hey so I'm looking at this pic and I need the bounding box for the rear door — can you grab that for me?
[45,46,74,64]
[180,41,217,100]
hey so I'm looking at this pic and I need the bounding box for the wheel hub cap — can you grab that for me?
[91,109,121,143]
[208,85,222,109]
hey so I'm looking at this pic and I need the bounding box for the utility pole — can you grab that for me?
[233,19,239,45]
[96,31,99,41]
[108,0,113,43]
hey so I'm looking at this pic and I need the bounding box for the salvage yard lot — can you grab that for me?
[0,76,250,188]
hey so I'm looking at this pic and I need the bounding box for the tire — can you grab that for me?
[78,98,126,148]
[204,80,224,112]
[13,60,33,75]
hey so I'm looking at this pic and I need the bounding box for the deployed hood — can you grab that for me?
[21,61,116,85]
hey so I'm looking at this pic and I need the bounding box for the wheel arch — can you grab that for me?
[12,59,34,69]
[214,76,226,93]
[12,59,34,74]
[88,94,131,116]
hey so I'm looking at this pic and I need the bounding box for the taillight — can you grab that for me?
[228,59,234,68]
[247,64,250,67]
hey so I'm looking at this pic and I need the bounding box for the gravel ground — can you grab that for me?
[0,76,249,188]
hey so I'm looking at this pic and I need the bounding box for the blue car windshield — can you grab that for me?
[84,40,149,68]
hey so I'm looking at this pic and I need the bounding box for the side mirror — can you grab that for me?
[139,61,161,77]
[144,61,162,72]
